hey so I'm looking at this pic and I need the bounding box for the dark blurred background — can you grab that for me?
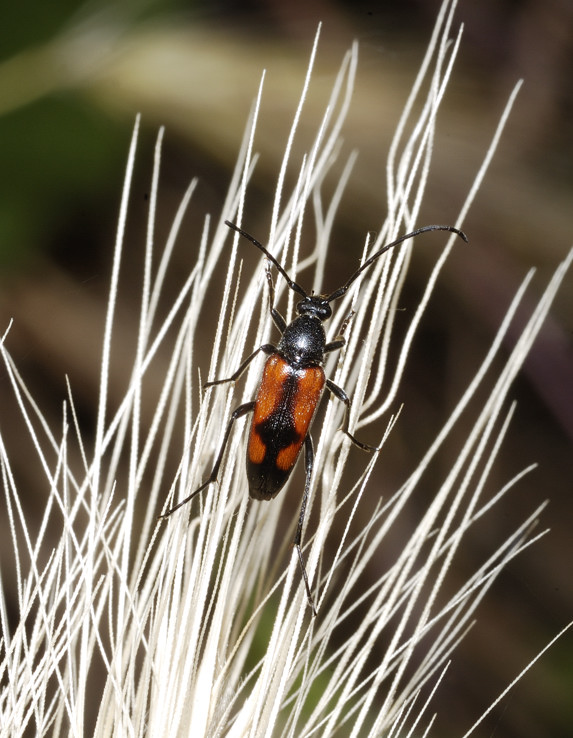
[0,1,571,736]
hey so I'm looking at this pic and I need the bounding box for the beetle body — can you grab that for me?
[248,349,325,500]
[160,219,468,616]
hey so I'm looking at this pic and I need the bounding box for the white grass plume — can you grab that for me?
[1,2,571,736]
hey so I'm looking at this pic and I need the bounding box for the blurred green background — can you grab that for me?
[0,1,571,736]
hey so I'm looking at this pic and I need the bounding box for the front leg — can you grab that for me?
[265,262,287,333]
[324,310,355,354]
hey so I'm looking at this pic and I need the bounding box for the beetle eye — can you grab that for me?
[319,304,332,320]
[296,298,312,315]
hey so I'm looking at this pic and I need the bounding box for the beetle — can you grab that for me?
[160,219,468,615]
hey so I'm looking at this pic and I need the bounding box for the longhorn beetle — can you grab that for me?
[160,219,468,615]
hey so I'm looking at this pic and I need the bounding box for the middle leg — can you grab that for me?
[159,400,255,517]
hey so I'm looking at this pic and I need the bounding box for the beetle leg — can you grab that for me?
[324,310,355,353]
[159,401,256,518]
[338,309,356,337]
[326,378,378,452]
[265,262,287,333]
[294,434,318,617]
[324,337,345,353]
[205,345,275,387]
